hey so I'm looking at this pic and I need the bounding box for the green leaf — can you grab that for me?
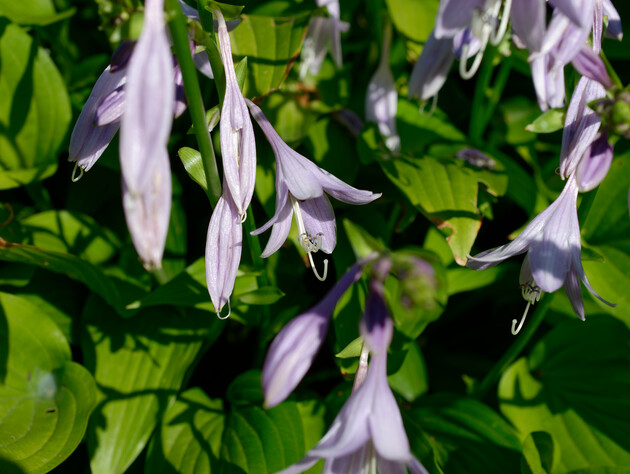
[342,219,384,260]
[335,336,363,359]
[207,1,244,20]
[525,109,566,134]
[388,340,428,402]
[178,147,208,192]
[405,395,522,474]
[0,19,70,189]
[0,241,127,314]
[235,286,284,305]
[498,316,630,473]
[385,0,439,43]
[82,297,224,474]
[521,431,556,474]
[380,156,482,265]
[0,292,97,473]
[229,13,310,97]
[20,210,120,265]
[0,0,75,25]
[145,388,225,473]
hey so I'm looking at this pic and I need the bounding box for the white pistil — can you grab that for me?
[512,281,542,335]
[290,195,328,281]
[217,299,231,320]
[71,163,84,182]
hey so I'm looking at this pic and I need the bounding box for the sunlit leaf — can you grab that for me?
[499,316,630,473]
[0,292,97,473]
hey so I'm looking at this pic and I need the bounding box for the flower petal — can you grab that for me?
[205,192,243,313]
[511,0,546,52]
[576,133,613,192]
[408,32,455,101]
[122,148,172,269]
[259,198,293,258]
[434,0,483,39]
[564,264,586,320]
[300,195,336,254]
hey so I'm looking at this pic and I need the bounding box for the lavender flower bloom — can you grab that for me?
[299,0,349,78]
[119,0,174,269]
[68,64,126,175]
[408,32,455,103]
[277,279,428,474]
[205,184,243,318]
[576,132,613,192]
[245,99,380,280]
[560,76,606,179]
[262,262,367,408]
[467,175,614,323]
[366,21,400,153]
[215,8,256,216]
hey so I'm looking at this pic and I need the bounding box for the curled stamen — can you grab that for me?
[307,251,328,281]
[514,280,542,335]
[511,301,530,335]
[216,299,232,320]
[419,94,438,116]
[489,0,512,45]
[71,163,84,183]
[239,212,247,224]
[459,40,488,80]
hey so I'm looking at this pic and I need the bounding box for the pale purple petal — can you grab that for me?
[408,456,431,474]
[366,48,400,153]
[173,63,188,117]
[109,41,134,72]
[122,148,172,269]
[434,0,482,38]
[251,176,291,236]
[576,133,613,192]
[453,28,481,59]
[193,51,214,79]
[360,282,392,355]
[376,457,408,474]
[408,32,455,101]
[564,264,585,320]
[603,0,623,40]
[300,195,336,254]
[217,9,256,214]
[259,198,293,258]
[205,192,243,313]
[318,169,381,205]
[276,455,321,474]
[560,77,606,178]
[262,263,366,407]
[369,353,411,462]
[571,46,613,88]
[529,177,578,292]
[119,0,174,192]
[511,0,546,52]
[95,84,125,126]
[68,66,125,171]
[549,0,595,28]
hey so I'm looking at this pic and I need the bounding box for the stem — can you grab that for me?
[166,0,222,207]
[195,0,214,34]
[577,186,599,223]
[472,295,551,400]
[481,55,512,132]
[242,207,269,287]
[469,47,496,146]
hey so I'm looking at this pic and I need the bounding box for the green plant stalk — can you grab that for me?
[243,207,268,287]
[166,0,222,207]
[469,47,496,145]
[195,0,215,34]
[473,295,551,400]
[481,55,513,133]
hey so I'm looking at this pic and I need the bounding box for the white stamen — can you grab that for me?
[290,195,328,281]
[352,344,370,392]
[239,212,247,224]
[513,281,542,335]
[490,0,512,46]
[216,299,231,320]
[419,94,438,116]
[459,37,489,80]
[71,163,84,182]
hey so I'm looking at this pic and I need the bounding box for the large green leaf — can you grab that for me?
[381,156,482,265]
[229,13,310,97]
[0,0,74,25]
[385,0,438,44]
[145,373,326,473]
[82,297,224,474]
[498,316,630,473]
[0,19,70,188]
[404,395,522,474]
[21,210,120,265]
[0,292,97,473]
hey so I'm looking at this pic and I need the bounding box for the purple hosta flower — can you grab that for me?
[205,183,243,318]
[277,278,428,474]
[68,64,126,176]
[366,21,400,153]
[560,76,606,180]
[467,175,614,326]
[215,8,256,216]
[262,262,367,408]
[119,0,174,269]
[299,0,350,78]
[408,32,455,103]
[576,132,613,192]
[245,99,380,280]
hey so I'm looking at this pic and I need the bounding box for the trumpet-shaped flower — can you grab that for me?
[299,0,349,77]
[205,184,243,318]
[467,175,614,322]
[246,99,380,280]
[277,279,428,474]
[215,8,256,216]
[119,0,174,269]
[366,21,400,153]
[262,261,368,408]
